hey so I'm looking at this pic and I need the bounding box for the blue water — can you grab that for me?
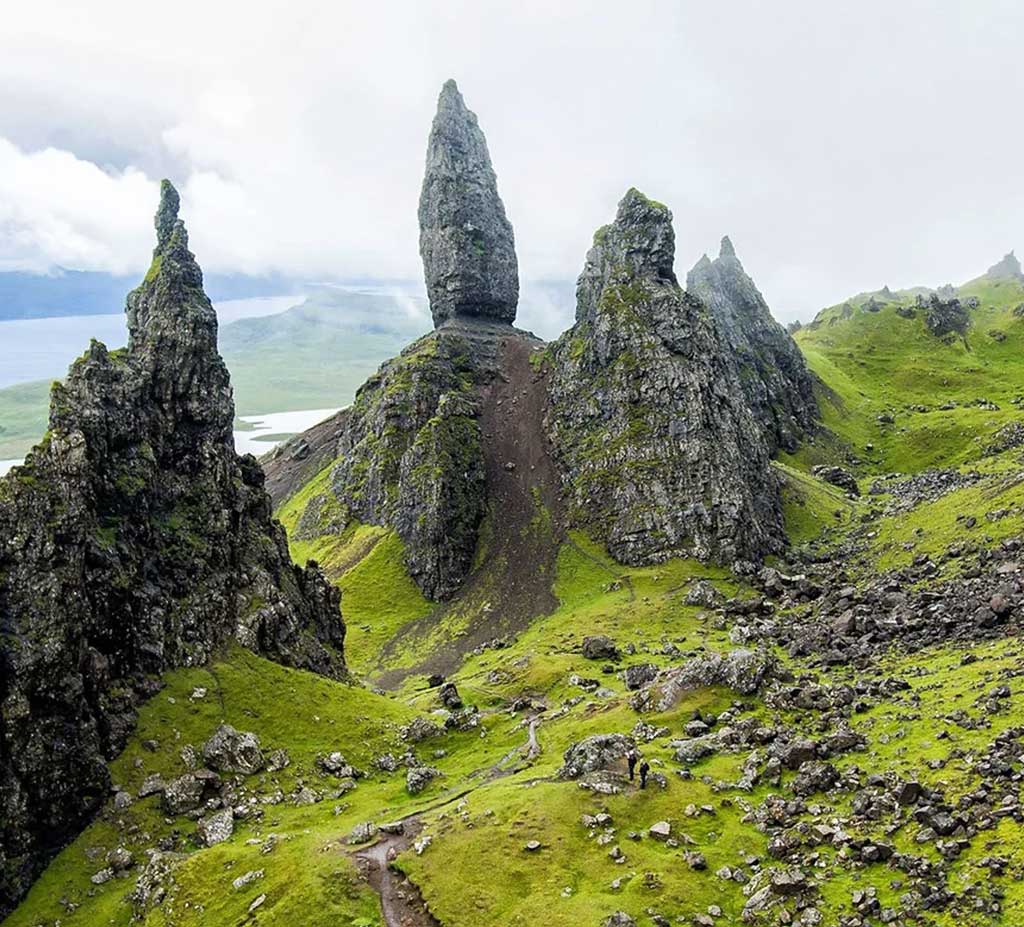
[0,296,300,389]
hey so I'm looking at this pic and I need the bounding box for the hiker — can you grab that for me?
[626,748,638,781]
[639,759,650,789]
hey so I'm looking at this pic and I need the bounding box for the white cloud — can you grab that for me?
[1,0,1023,324]
[0,138,157,273]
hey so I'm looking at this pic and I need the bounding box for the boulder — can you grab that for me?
[603,914,637,927]
[162,774,206,815]
[623,663,659,691]
[438,681,463,709]
[582,636,619,660]
[639,649,776,713]
[202,724,265,775]
[196,809,234,847]
[559,734,635,779]
[402,717,446,743]
[648,821,672,840]
[812,465,860,496]
[406,766,441,795]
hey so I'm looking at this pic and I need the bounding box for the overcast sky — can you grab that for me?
[1,0,1022,327]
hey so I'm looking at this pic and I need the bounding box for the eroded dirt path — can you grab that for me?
[353,819,440,927]
[352,713,547,924]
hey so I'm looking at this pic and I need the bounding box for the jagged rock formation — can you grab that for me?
[920,293,970,340]
[0,182,345,916]
[546,189,786,567]
[686,237,818,453]
[419,79,519,327]
[985,250,1023,281]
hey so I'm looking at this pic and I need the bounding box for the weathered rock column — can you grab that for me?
[418,79,519,326]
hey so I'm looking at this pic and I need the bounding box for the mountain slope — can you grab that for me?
[687,236,818,454]
[792,271,1024,476]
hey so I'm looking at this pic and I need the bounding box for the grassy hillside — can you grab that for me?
[0,380,50,459]
[11,519,1024,927]
[790,276,1024,476]
[220,288,429,416]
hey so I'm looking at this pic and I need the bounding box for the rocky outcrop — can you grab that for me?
[419,79,518,327]
[985,251,1023,281]
[921,293,970,340]
[546,189,786,567]
[0,182,345,916]
[327,325,492,599]
[686,237,818,453]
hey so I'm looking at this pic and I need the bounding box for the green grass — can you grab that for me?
[14,270,1024,927]
[0,379,50,458]
[5,647,415,927]
[864,455,1024,572]
[775,460,858,545]
[13,524,1024,927]
[275,463,436,678]
[792,278,1024,478]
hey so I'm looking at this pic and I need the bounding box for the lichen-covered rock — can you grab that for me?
[812,465,860,496]
[559,733,635,779]
[635,649,777,713]
[419,79,518,326]
[402,717,446,743]
[921,293,970,339]
[196,808,234,847]
[686,237,818,453]
[582,635,619,660]
[202,725,265,775]
[129,852,181,916]
[315,80,536,599]
[0,182,345,916]
[162,774,206,815]
[546,189,786,567]
[406,766,441,795]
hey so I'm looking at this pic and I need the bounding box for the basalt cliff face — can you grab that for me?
[686,237,818,453]
[0,183,345,915]
[545,191,786,567]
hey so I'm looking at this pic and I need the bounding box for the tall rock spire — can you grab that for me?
[0,183,346,916]
[418,80,519,327]
[686,237,818,453]
[547,189,786,567]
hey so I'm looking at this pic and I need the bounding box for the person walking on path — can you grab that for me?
[639,759,650,790]
[626,748,638,781]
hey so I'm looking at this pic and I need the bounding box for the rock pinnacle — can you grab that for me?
[418,80,519,327]
[155,178,181,249]
[985,250,1023,280]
